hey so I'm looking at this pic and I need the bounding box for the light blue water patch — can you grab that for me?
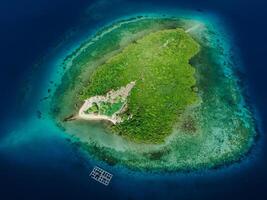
[0,116,91,174]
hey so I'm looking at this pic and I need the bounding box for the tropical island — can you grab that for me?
[51,16,256,171]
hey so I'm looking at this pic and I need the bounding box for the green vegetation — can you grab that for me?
[82,29,200,143]
[84,100,125,116]
[99,101,124,116]
[85,102,98,114]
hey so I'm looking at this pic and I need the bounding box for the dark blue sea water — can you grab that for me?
[1,0,267,199]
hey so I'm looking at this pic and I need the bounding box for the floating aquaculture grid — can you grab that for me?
[89,166,113,186]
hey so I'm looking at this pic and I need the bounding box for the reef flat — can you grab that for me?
[51,16,256,171]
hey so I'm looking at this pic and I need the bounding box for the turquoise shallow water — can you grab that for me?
[0,1,266,199]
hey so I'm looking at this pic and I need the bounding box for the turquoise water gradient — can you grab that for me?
[0,1,265,200]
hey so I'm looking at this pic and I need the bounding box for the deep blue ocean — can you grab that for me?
[1,0,267,199]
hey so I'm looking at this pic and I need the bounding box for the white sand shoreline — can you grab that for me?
[77,81,135,124]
